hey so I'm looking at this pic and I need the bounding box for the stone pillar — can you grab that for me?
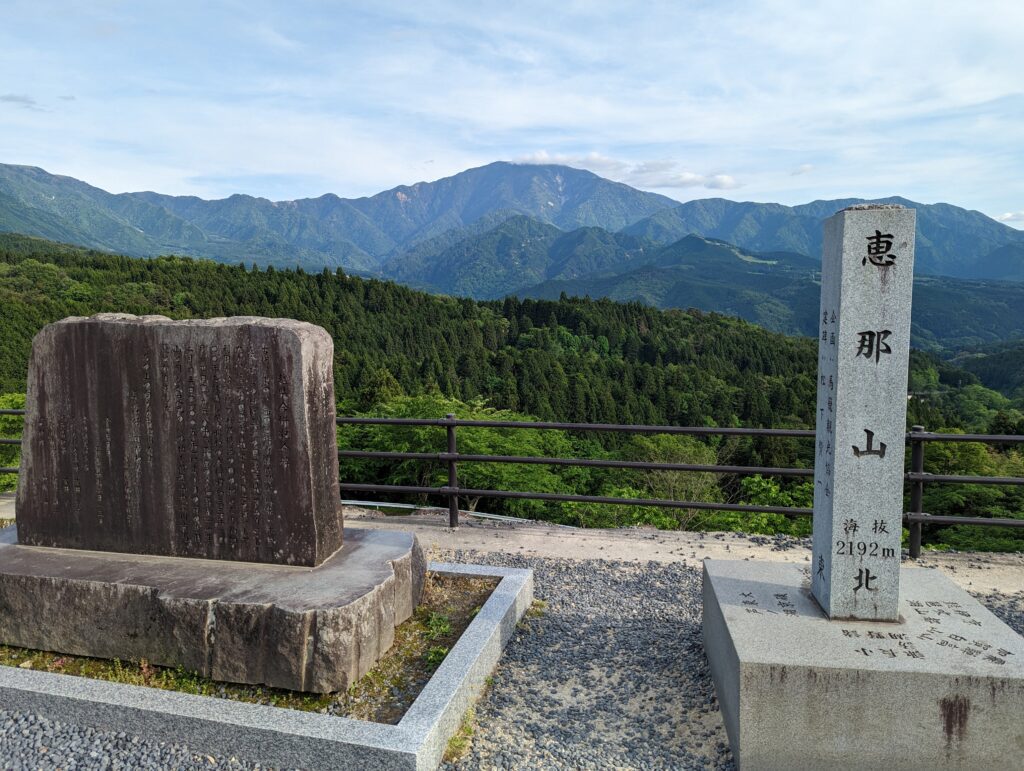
[810,204,915,621]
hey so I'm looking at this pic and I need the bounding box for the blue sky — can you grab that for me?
[2,1,1022,227]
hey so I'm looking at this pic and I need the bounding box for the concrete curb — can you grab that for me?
[0,561,534,770]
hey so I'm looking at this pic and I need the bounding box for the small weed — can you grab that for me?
[425,612,452,640]
[526,599,548,618]
[443,707,476,764]
[425,646,449,669]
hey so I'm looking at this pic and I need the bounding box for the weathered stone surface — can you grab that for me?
[0,525,424,693]
[703,559,1024,770]
[16,314,342,566]
[812,205,916,620]
[0,562,533,770]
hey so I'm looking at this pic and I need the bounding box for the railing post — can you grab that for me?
[909,424,925,559]
[445,413,459,528]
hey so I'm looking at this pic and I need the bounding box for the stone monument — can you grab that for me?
[702,206,1024,769]
[0,314,425,693]
[16,314,342,565]
[810,204,914,620]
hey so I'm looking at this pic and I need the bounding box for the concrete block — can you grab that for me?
[703,559,1024,770]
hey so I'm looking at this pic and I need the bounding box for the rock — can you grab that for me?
[16,314,342,567]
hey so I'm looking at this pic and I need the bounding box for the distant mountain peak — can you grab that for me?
[0,161,1020,282]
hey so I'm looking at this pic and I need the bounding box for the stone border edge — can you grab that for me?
[0,561,534,771]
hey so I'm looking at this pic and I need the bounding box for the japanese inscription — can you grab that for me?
[855,330,892,362]
[16,315,343,566]
[811,205,916,621]
[852,429,886,459]
[863,229,896,266]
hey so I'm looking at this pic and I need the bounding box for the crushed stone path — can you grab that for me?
[1,510,1021,769]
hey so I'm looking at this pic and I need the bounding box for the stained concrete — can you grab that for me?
[16,314,342,566]
[0,525,425,693]
[703,559,1024,770]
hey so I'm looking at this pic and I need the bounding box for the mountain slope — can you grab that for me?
[0,162,676,271]
[953,339,1024,397]
[380,214,656,297]
[519,234,1024,350]
[621,196,1024,280]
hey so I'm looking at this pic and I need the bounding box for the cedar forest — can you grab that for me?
[1,233,1021,551]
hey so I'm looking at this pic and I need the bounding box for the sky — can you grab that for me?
[2,1,1023,227]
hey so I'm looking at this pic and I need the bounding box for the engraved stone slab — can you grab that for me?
[703,560,1024,770]
[16,314,342,566]
[811,205,916,620]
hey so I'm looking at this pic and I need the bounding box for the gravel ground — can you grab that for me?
[1,546,1022,770]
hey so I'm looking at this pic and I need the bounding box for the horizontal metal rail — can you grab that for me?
[338,482,813,517]
[337,449,815,477]
[336,415,817,438]
[907,430,1024,443]
[904,472,1024,486]
[903,512,1024,528]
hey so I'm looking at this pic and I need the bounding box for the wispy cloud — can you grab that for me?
[246,21,303,52]
[517,152,740,191]
[0,1,1021,221]
[996,211,1024,226]
[0,93,43,111]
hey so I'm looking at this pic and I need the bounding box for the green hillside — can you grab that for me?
[620,196,1024,280]
[381,214,655,297]
[1,233,1020,550]
[0,162,676,272]
[406,224,1024,352]
[955,339,1024,400]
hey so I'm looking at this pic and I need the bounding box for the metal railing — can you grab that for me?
[3,409,1022,558]
[332,415,1023,557]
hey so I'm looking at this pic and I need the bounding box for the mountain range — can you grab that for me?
[0,162,675,271]
[1,160,1022,352]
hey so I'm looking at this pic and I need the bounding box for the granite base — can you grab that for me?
[702,559,1024,770]
[0,525,425,693]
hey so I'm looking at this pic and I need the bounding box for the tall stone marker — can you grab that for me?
[16,314,343,566]
[702,205,1024,768]
[811,204,915,620]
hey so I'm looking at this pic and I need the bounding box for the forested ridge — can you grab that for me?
[0,232,819,428]
[1,233,1021,550]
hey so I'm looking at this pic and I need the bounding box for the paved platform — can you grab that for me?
[702,559,1024,770]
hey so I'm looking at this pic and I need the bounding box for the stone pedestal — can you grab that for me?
[702,560,1024,770]
[0,525,425,693]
